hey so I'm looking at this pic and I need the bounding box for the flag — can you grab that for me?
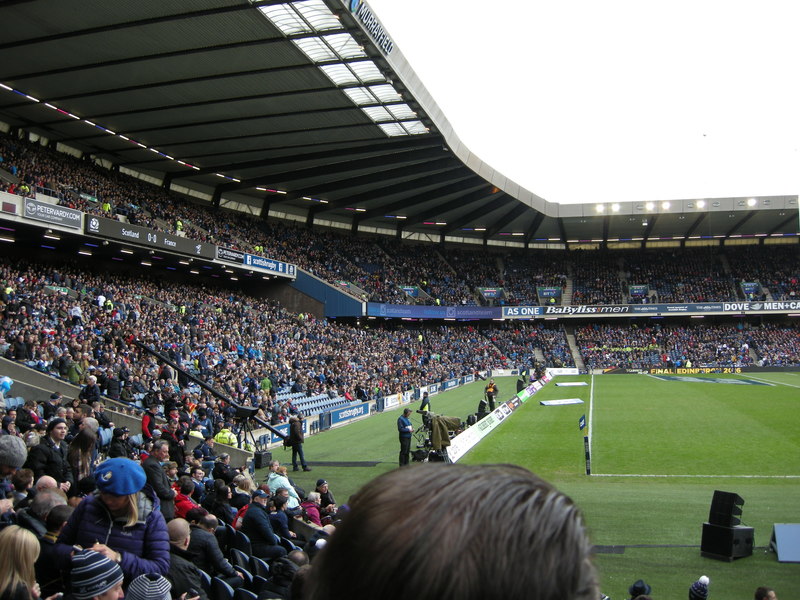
[579,414,586,430]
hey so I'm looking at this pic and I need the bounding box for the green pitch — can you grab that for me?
[258,373,800,598]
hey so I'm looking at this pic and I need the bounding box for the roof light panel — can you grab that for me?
[378,123,407,137]
[342,87,373,105]
[361,106,393,121]
[386,104,417,120]
[321,33,366,59]
[319,63,359,85]
[349,60,385,83]
[259,5,312,34]
[293,37,338,62]
[369,84,402,103]
[402,120,428,135]
[292,0,342,31]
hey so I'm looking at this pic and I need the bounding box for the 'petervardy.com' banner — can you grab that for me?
[24,198,82,229]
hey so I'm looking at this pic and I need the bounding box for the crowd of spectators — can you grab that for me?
[501,251,568,306]
[575,324,663,369]
[5,130,798,309]
[0,253,511,432]
[747,325,800,366]
[623,250,736,304]
[482,323,574,369]
[0,387,332,599]
[571,252,623,306]
[725,246,800,301]
[660,324,753,367]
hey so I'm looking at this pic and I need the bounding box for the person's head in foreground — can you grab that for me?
[70,550,124,600]
[306,463,598,600]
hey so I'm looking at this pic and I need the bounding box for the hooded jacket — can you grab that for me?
[54,485,170,583]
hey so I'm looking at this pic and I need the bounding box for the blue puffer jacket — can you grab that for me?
[54,485,170,582]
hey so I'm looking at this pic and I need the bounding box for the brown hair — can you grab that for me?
[306,463,598,600]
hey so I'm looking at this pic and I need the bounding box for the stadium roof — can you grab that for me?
[0,0,797,246]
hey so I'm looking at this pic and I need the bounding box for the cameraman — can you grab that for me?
[397,408,413,467]
[484,379,498,411]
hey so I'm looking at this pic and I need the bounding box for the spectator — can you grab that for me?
[54,457,170,583]
[269,495,296,541]
[211,453,237,485]
[16,489,67,540]
[107,427,134,459]
[628,579,652,599]
[315,480,336,519]
[755,587,777,600]
[23,418,73,494]
[69,549,124,600]
[66,428,98,495]
[231,474,255,510]
[186,511,243,589]
[287,414,311,472]
[15,399,41,435]
[41,393,62,421]
[0,525,44,600]
[174,477,199,520]
[689,575,709,600]
[166,518,209,600]
[305,463,598,600]
[10,469,34,509]
[125,573,172,600]
[141,404,159,442]
[78,375,102,405]
[241,489,287,562]
[189,467,208,505]
[142,440,176,521]
[207,485,235,526]
[300,492,323,528]
[36,504,73,598]
[259,550,309,600]
[267,467,301,514]
[192,436,216,472]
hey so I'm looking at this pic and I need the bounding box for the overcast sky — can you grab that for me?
[366,0,800,205]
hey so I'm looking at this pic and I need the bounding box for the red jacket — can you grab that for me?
[174,492,198,520]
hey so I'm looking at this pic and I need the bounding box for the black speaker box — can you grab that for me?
[701,523,754,561]
[254,451,272,469]
[708,490,744,527]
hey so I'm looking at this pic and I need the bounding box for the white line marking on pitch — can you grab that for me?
[742,375,800,389]
[588,373,595,455]
[592,473,800,479]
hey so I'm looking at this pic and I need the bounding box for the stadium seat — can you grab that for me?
[250,576,268,595]
[233,589,257,600]
[249,556,270,579]
[211,577,235,600]
[198,569,212,594]
[229,548,250,571]
[233,530,253,555]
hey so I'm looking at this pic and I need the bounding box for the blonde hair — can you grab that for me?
[0,525,39,595]
[276,466,288,476]
[101,493,139,528]
[233,473,255,493]
[123,493,139,528]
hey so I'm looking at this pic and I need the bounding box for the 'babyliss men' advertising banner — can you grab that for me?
[503,301,800,318]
